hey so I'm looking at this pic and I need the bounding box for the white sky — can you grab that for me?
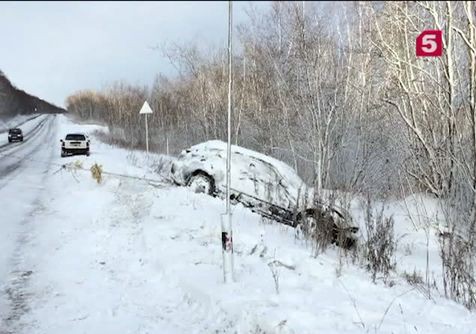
[0,1,268,107]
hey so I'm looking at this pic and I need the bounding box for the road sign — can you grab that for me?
[139,101,153,114]
[139,101,153,153]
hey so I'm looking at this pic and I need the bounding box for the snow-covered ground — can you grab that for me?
[1,114,476,333]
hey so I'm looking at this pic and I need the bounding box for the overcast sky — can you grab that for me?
[0,1,268,107]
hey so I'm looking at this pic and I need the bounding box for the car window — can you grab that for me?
[231,154,282,204]
[65,134,86,141]
[9,129,21,134]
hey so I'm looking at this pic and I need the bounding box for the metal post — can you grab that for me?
[222,0,234,283]
[226,0,233,217]
[166,135,169,156]
[145,113,149,154]
[139,101,153,152]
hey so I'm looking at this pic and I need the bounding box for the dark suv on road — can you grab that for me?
[8,128,23,142]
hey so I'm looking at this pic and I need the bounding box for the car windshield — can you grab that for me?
[65,134,85,141]
[9,129,21,134]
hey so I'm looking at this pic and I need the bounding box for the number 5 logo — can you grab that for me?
[416,30,443,57]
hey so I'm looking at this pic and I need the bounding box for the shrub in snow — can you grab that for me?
[402,269,424,286]
[438,183,476,310]
[150,155,175,179]
[300,209,337,255]
[90,163,103,184]
[439,230,476,309]
[56,160,84,183]
[362,196,396,284]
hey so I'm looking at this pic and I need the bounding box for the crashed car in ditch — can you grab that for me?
[170,140,359,248]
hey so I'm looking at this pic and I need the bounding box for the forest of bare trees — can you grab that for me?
[0,70,65,119]
[66,2,476,308]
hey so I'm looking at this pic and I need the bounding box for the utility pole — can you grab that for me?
[221,0,234,283]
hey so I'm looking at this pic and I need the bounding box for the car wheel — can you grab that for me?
[86,150,90,156]
[61,151,66,158]
[186,172,215,195]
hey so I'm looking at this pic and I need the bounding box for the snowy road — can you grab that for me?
[0,115,53,178]
[0,114,57,332]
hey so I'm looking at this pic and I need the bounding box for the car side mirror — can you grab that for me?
[60,139,63,142]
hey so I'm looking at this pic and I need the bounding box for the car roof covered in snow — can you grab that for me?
[187,140,306,189]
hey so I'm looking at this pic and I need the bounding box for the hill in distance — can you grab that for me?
[0,70,65,119]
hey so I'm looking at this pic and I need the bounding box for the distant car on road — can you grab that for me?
[60,133,90,157]
[8,128,23,143]
[170,140,359,248]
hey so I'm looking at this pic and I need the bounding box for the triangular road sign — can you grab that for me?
[139,101,153,114]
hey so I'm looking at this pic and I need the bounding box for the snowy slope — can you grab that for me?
[1,115,476,333]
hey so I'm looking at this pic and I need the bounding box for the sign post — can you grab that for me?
[139,101,153,154]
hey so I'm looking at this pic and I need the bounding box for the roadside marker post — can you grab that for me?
[223,0,234,283]
[139,101,153,154]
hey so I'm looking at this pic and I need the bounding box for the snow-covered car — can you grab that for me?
[60,133,90,157]
[8,128,23,142]
[170,140,359,248]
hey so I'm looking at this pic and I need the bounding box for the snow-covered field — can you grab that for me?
[1,115,476,333]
